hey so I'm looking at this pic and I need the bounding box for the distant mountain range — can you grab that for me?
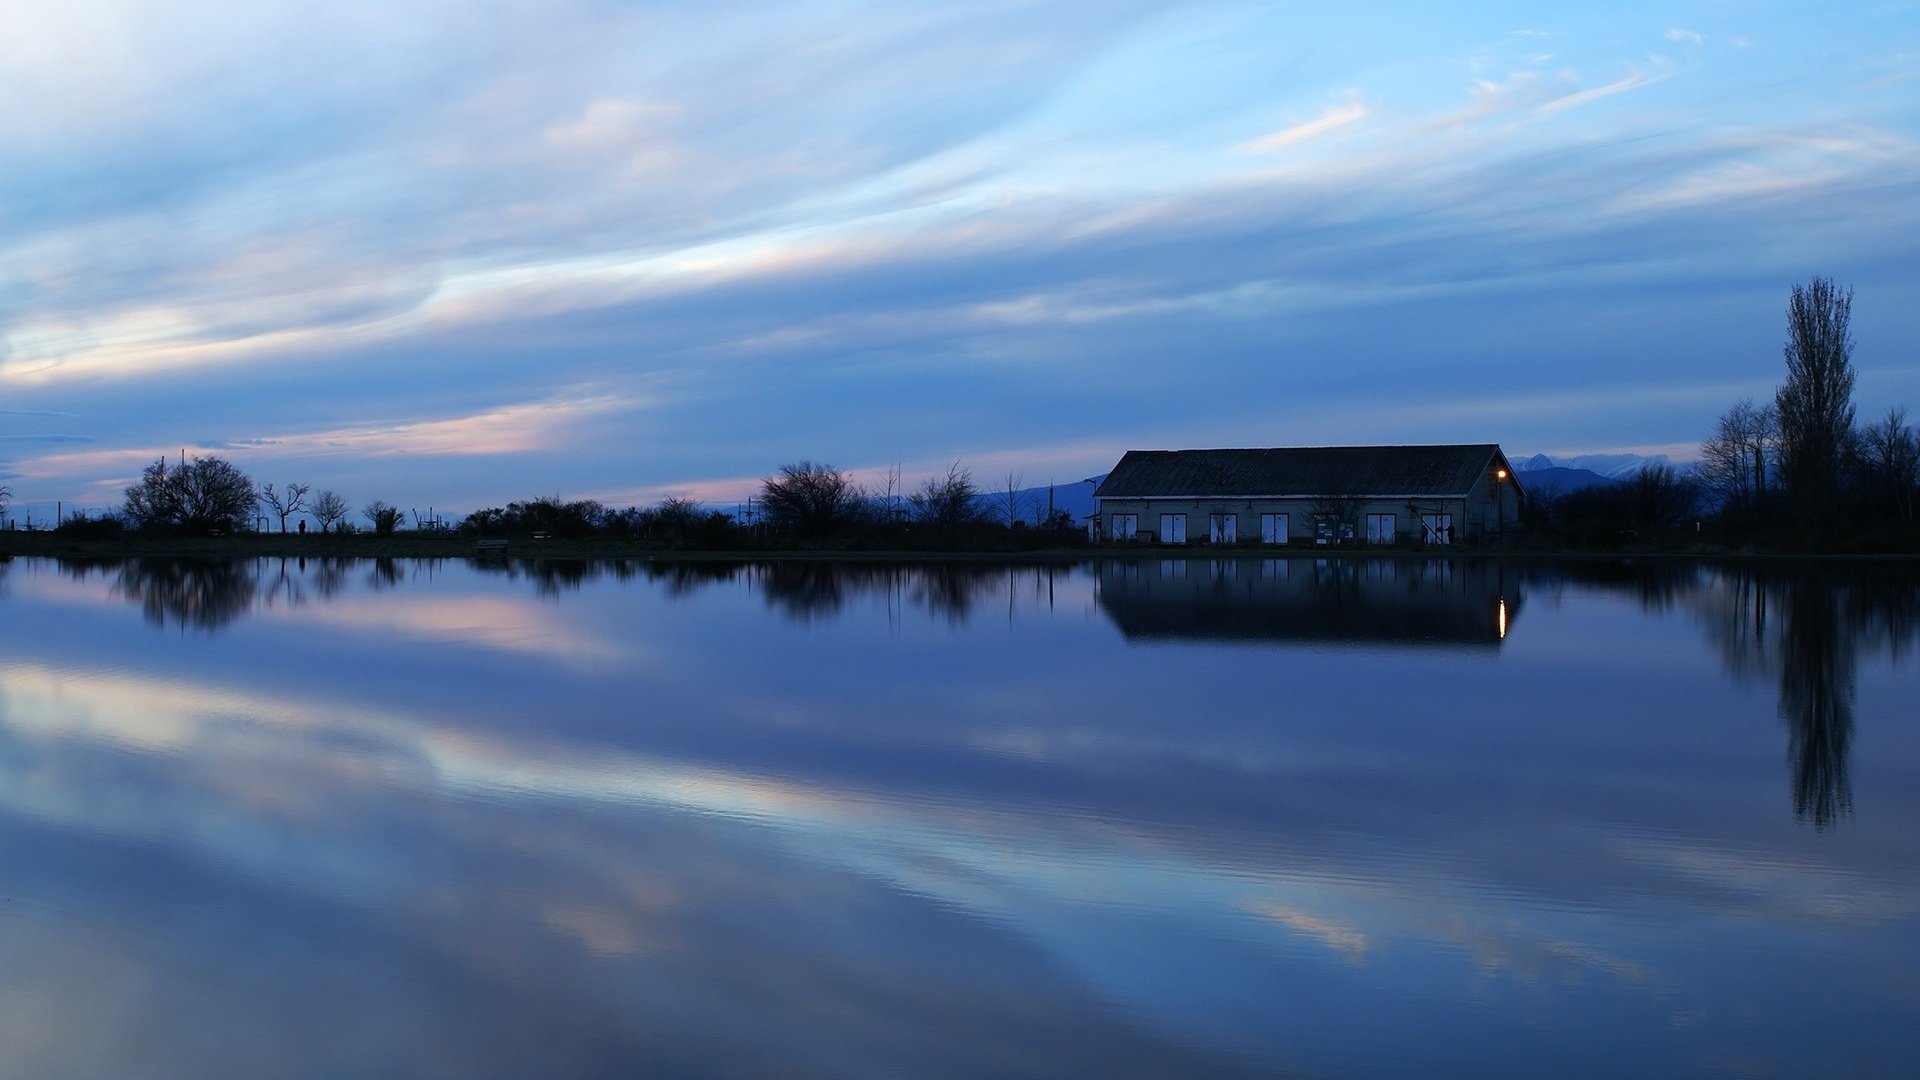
[1513,452,1697,496]
[975,476,1105,523]
[1515,452,1669,480]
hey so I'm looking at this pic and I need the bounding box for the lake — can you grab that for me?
[1,555,1916,1078]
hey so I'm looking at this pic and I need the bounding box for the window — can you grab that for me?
[1110,513,1138,541]
[1260,513,1288,545]
[1161,513,1187,544]
[1420,513,1453,545]
[1209,513,1238,544]
[1366,513,1396,545]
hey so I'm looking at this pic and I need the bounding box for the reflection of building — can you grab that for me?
[1095,557,1517,648]
[1091,444,1523,546]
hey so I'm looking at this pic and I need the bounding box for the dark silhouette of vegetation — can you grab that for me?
[258,481,311,532]
[909,463,987,530]
[462,496,609,538]
[52,512,128,539]
[123,456,257,534]
[311,489,350,533]
[1857,407,1918,524]
[1699,398,1776,521]
[1536,464,1701,548]
[760,461,866,539]
[1776,277,1856,544]
[363,500,405,536]
[1689,278,1920,552]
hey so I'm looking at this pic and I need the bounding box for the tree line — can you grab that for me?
[1527,277,1906,551]
[34,451,1081,552]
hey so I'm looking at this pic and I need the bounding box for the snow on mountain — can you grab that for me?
[1517,453,1672,480]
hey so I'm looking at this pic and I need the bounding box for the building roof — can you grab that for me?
[1092,444,1515,500]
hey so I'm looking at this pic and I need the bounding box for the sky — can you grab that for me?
[2,1,1917,520]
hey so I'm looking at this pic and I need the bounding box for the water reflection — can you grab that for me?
[1095,557,1516,648]
[38,555,1920,835]
[4,555,1920,1076]
[1550,561,1920,831]
[1680,564,1920,832]
[111,558,259,631]
[1778,579,1854,828]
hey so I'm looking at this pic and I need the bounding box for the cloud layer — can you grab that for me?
[3,2,1917,515]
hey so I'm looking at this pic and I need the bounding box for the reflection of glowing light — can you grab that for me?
[1498,597,1508,640]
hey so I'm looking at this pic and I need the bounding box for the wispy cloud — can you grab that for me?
[1237,97,1370,153]
[1535,57,1679,117]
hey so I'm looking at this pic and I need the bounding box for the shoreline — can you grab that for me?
[0,533,1913,563]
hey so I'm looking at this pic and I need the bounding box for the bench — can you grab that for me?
[474,538,509,555]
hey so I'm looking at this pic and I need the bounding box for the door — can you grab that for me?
[1210,514,1237,544]
[1162,513,1186,544]
[1260,513,1288,545]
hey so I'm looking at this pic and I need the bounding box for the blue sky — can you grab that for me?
[3,1,1917,518]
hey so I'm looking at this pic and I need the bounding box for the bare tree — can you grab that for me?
[1776,277,1856,538]
[999,471,1026,526]
[877,463,903,524]
[257,481,311,532]
[1700,398,1776,514]
[1858,407,1918,522]
[1305,494,1365,544]
[310,489,349,533]
[909,462,985,529]
[759,461,865,537]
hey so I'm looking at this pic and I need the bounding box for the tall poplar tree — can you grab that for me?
[1774,277,1856,543]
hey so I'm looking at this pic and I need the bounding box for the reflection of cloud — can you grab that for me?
[1240,901,1368,957]
[258,593,629,665]
[1429,914,1654,988]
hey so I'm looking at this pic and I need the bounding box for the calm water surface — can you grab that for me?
[1,556,1916,1078]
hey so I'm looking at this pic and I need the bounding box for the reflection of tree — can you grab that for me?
[759,563,850,620]
[1778,580,1853,829]
[645,561,745,598]
[1546,560,1703,612]
[741,562,1027,624]
[112,558,259,631]
[311,558,353,599]
[469,558,641,597]
[1671,563,1920,831]
[367,558,405,590]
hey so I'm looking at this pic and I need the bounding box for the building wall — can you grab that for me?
[1095,496,1474,545]
[1463,459,1524,541]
